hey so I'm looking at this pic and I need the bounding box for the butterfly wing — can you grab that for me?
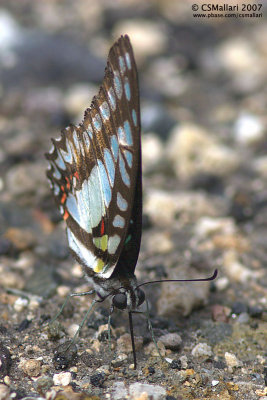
[46,35,141,279]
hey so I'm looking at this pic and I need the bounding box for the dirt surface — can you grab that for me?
[0,1,266,399]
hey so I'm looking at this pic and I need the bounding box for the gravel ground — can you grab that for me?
[0,1,266,400]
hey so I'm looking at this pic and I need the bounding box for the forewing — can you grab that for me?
[46,35,141,278]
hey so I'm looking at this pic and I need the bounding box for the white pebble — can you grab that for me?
[53,372,72,386]
[225,352,240,368]
[14,297,28,312]
[191,343,212,358]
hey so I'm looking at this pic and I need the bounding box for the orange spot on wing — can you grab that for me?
[61,193,67,204]
[63,210,69,220]
[74,171,79,180]
[65,177,71,190]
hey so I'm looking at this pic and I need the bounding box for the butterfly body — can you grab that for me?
[46,35,144,319]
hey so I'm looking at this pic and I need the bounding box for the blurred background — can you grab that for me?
[0,0,266,396]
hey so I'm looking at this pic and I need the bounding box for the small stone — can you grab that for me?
[158,333,182,350]
[195,217,236,238]
[211,380,220,386]
[214,277,229,291]
[113,20,167,60]
[129,382,166,400]
[4,227,37,250]
[53,371,72,386]
[0,384,11,400]
[234,113,264,145]
[20,359,41,377]
[167,124,240,180]
[146,231,174,254]
[142,133,163,171]
[0,344,11,377]
[117,333,143,354]
[248,306,263,318]
[34,375,53,395]
[170,359,182,370]
[13,297,29,312]
[112,381,128,399]
[53,341,78,370]
[224,251,254,283]
[224,352,240,368]
[157,268,211,317]
[179,355,188,369]
[232,301,248,315]
[90,372,105,388]
[212,305,230,323]
[191,343,212,358]
[236,312,250,324]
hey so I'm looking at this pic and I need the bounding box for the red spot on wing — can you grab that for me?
[101,219,105,235]
[74,171,79,180]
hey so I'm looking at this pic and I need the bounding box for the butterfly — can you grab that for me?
[46,35,145,368]
[45,35,217,369]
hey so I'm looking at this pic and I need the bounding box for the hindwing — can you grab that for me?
[46,35,142,279]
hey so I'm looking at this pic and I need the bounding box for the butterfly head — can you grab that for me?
[112,286,145,310]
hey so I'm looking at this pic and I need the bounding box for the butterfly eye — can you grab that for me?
[136,288,145,307]
[113,293,127,310]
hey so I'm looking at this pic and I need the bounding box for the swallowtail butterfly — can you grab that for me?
[46,35,144,367]
[46,35,217,368]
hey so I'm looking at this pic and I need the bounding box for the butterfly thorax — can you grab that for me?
[85,273,145,311]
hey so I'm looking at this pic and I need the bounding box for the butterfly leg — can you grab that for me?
[128,311,137,369]
[131,300,164,363]
[71,297,99,345]
[144,299,164,362]
[48,289,95,325]
[108,306,114,353]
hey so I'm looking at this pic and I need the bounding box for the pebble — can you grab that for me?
[232,301,248,315]
[253,156,267,177]
[53,341,77,370]
[129,382,166,400]
[214,276,230,291]
[167,124,240,180]
[169,359,182,370]
[34,375,54,395]
[223,251,254,283]
[53,371,72,386]
[4,227,37,251]
[194,217,236,238]
[234,113,264,145]
[236,312,250,324]
[0,384,11,400]
[117,333,143,354]
[0,344,11,377]
[113,20,167,61]
[248,306,263,319]
[224,352,241,368]
[6,163,47,198]
[144,189,220,227]
[142,133,163,171]
[112,381,128,400]
[217,37,260,74]
[157,270,210,317]
[90,372,105,388]
[191,343,212,358]
[64,83,97,120]
[158,333,182,350]
[20,358,41,377]
[13,297,29,312]
[212,305,230,323]
[146,231,174,254]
